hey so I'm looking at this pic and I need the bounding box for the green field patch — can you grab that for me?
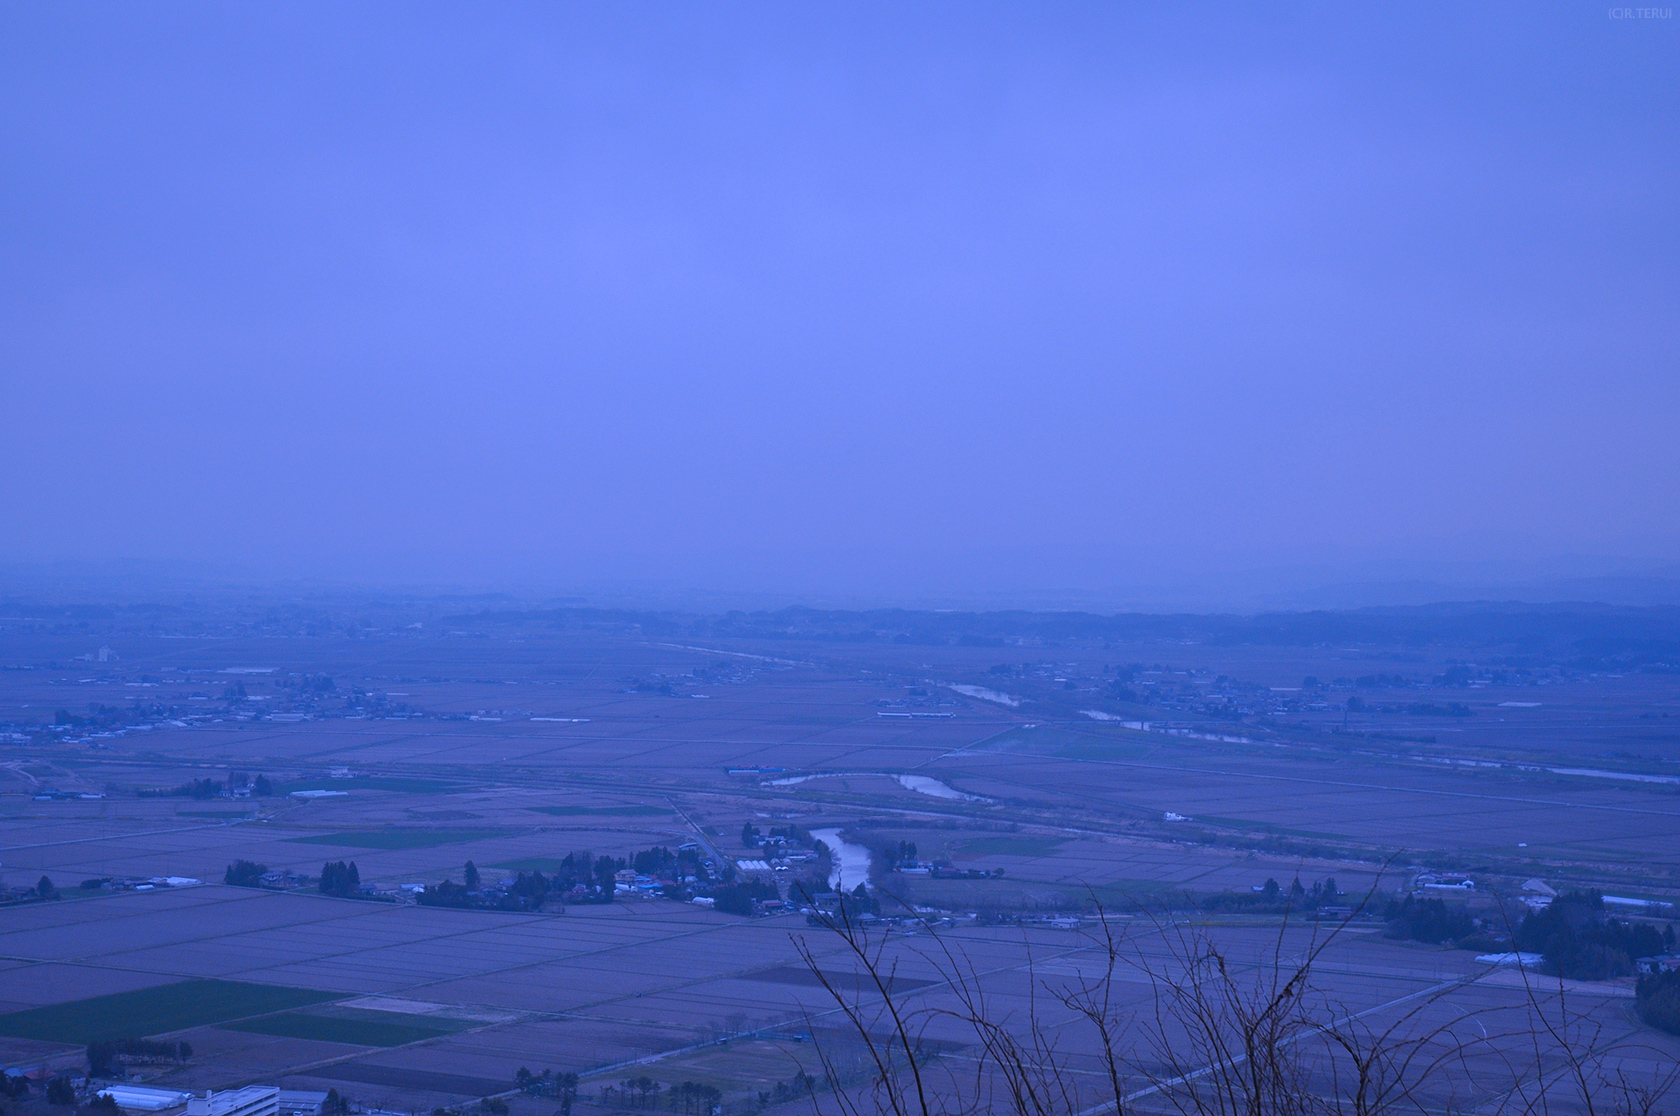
[967,725,1086,753]
[286,828,510,850]
[953,835,1066,859]
[0,980,342,1045]
[1055,740,1157,762]
[279,777,461,795]
[1189,816,1349,841]
[175,810,252,818]
[222,1007,476,1047]
[528,805,672,817]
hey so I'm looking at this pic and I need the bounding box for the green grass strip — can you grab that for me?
[0,980,342,1044]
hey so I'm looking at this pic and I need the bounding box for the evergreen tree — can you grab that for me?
[224,860,267,887]
[320,861,361,897]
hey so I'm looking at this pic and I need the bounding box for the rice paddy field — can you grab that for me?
[0,605,1676,1113]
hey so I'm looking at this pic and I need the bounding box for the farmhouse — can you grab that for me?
[1635,954,1680,975]
[1416,874,1474,891]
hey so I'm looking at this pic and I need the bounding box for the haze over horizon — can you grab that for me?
[5,13,1680,1105]
[4,5,1676,609]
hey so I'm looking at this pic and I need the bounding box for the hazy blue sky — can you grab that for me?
[3,4,1676,606]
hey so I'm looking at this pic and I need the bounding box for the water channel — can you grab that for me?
[810,827,872,892]
[771,772,992,802]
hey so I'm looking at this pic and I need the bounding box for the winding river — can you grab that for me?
[810,827,872,892]
[770,771,993,802]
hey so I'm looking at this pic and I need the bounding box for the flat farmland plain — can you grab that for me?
[0,607,1677,1112]
[3,883,1672,1116]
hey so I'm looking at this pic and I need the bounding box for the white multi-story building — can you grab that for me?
[186,1087,280,1116]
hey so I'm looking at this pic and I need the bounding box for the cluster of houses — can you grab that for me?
[734,849,819,875]
[615,864,679,896]
[1423,876,1680,977]
[2,875,204,906]
[891,859,1003,880]
[737,827,823,879]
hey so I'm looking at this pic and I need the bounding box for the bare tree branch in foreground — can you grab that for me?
[794,896,1677,1116]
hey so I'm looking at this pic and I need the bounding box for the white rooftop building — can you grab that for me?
[98,1086,191,1113]
[187,1087,280,1116]
[278,1091,329,1116]
[1417,874,1473,891]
